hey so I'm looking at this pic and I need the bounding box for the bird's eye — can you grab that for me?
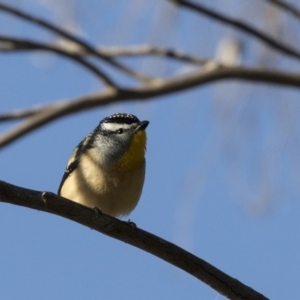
[116,128,124,134]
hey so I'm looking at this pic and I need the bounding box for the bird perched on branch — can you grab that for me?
[58,113,149,218]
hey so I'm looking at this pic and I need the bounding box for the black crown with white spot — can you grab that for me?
[101,113,140,125]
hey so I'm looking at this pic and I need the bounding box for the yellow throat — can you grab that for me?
[116,130,147,172]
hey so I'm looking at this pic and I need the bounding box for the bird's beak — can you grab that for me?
[135,120,149,132]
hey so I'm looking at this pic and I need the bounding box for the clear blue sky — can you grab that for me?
[1,1,300,299]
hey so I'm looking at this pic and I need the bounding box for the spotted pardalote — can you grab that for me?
[58,113,149,217]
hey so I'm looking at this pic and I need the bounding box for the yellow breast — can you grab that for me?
[116,130,147,172]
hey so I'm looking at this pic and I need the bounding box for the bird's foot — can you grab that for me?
[127,219,137,232]
[92,206,103,218]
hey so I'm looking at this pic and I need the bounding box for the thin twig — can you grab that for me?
[0,3,152,83]
[0,39,211,65]
[0,181,269,300]
[97,45,210,65]
[169,0,300,61]
[0,107,39,122]
[263,0,300,22]
[0,4,118,88]
[1,65,300,148]
[0,36,117,83]
[0,37,153,83]
[0,38,210,66]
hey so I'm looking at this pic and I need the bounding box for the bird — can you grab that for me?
[58,113,149,218]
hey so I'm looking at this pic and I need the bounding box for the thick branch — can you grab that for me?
[0,180,269,300]
[1,66,300,148]
[170,0,300,61]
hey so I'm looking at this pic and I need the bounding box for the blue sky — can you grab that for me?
[1,0,300,299]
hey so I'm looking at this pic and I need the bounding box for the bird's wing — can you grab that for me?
[57,159,78,195]
[58,132,94,195]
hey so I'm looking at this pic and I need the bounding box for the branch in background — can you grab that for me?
[263,0,300,22]
[0,3,152,84]
[65,43,211,65]
[0,66,300,148]
[0,36,153,84]
[0,180,269,300]
[0,38,211,66]
[169,0,300,62]
[0,36,116,84]
[98,45,210,65]
[0,4,118,88]
[0,106,39,122]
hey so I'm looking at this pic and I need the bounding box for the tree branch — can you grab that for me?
[169,0,300,61]
[1,65,300,148]
[0,39,211,65]
[0,36,153,83]
[95,45,210,65]
[0,3,152,84]
[0,4,119,88]
[0,36,117,84]
[0,107,38,122]
[0,180,269,300]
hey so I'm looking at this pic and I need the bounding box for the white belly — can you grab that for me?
[60,155,146,218]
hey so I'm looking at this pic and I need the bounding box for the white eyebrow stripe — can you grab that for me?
[101,123,135,131]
